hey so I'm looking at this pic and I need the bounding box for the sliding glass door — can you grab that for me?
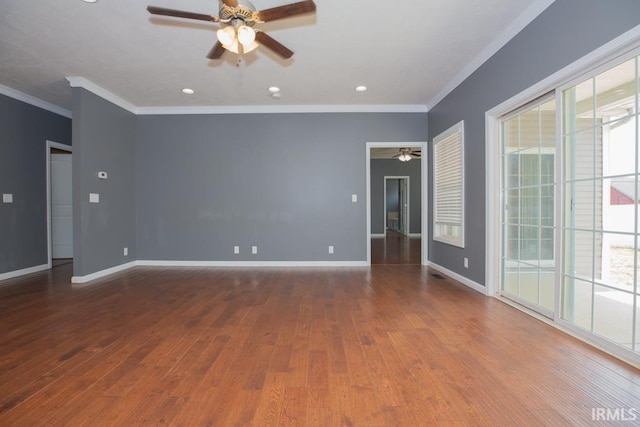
[501,96,557,315]
[562,54,639,352]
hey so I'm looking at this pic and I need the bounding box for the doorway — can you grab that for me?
[366,141,427,265]
[46,140,73,268]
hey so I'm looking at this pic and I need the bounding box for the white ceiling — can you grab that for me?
[0,0,553,115]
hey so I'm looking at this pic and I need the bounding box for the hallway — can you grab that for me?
[371,231,421,265]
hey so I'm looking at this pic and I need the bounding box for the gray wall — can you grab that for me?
[0,94,71,274]
[370,159,422,235]
[136,113,427,262]
[72,88,136,276]
[427,0,640,285]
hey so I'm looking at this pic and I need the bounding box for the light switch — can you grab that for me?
[89,193,100,203]
[352,194,357,203]
[252,246,258,254]
[2,194,13,203]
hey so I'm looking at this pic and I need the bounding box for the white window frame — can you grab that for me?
[433,120,465,248]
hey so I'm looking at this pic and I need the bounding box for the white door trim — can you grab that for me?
[366,141,427,265]
[46,140,72,268]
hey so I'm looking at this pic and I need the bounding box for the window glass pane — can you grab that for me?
[564,79,595,134]
[505,224,520,260]
[604,176,637,233]
[539,268,555,311]
[540,101,557,148]
[518,264,539,305]
[520,107,540,148]
[562,276,593,331]
[540,186,554,227]
[595,57,637,124]
[505,154,520,188]
[603,238,635,292]
[521,188,539,226]
[541,155,555,185]
[503,116,520,150]
[564,181,595,230]
[564,128,599,182]
[541,227,554,259]
[593,285,634,349]
[503,262,519,295]
[565,229,595,280]
[520,225,539,260]
[605,116,637,177]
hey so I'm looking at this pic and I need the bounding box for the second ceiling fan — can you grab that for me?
[147,0,316,60]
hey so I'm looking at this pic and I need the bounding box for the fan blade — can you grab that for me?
[255,32,294,59]
[207,42,226,59]
[221,0,238,7]
[147,6,219,22]
[257,0,316,22]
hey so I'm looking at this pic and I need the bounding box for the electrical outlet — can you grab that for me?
[234,246,240,254]
[252,246,258,254]
[464,257,469,268]
[124,247,128,256]
[328,245,334,254]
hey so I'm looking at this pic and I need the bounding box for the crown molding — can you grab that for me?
[66,77,137,114]
[66,77,427,115]
[426,0,556,110]
[135,104,428,115]
[0,84,72,118]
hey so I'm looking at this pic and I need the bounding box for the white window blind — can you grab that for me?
[433,121,464,247]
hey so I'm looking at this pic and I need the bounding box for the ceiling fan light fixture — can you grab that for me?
[223,38,240,54]
[237,25,256,45]
[398,153,412,162]
[217,26,236,46]
[241,40,259,53]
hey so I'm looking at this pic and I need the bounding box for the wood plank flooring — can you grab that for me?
[371,232,421,265]
[1,263,640,426]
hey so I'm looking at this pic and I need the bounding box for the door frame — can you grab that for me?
[46,140,73,268]
[383,176,410,235]
[366,141,428,266]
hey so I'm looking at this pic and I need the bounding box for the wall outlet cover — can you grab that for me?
[2,194,13,203]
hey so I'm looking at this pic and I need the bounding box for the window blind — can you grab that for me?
[433,121,464,247]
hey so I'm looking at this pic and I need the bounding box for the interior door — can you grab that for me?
[51,153,73,259]
[400,178,409,235]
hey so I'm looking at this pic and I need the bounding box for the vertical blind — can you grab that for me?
[433,121,464,247]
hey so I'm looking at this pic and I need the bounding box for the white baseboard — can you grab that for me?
[427,261,487,295]
[136,260,369,268]
[71,261,137,284]
[0,263,50,282]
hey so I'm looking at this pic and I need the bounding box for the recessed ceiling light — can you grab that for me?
[182,88,195,95]
[268,86,280,93]
[271,92,281,99]
[355,85,367,92]
[81,0,99,3]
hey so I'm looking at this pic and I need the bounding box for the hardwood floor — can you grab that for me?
[1,263,640,426]
[371,231,421,265]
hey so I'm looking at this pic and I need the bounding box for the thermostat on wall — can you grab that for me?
[98,171,108,179]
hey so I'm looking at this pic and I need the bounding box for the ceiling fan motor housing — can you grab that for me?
[219,0,258,24]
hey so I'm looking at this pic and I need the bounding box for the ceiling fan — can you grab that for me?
[147,0,316,60]
[393,148,422,162]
